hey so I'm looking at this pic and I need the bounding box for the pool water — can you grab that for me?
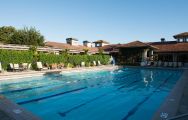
[0,68,183,120]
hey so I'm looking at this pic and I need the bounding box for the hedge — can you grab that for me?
[0,50,111,69]
[0,50,33,69]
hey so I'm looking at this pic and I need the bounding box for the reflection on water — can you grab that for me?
[141,70,154,87]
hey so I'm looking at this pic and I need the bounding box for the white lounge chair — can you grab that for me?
[37,62,48,70]
[9,63,14,70]
[178,62,182,67]
[93,61,96,66]
[153,62,158,66]
[168,62,173,67]
[97,61,101,66]
[147,61,151,66]
[81,62,85,67]
[28,63,31,70]
[0,62,2,73]
[158,61,162,67]
[163,62,168,67]
[173,62,177,68]
[13,64,22,71]
[22,63,28,70]
[140,61,146,66]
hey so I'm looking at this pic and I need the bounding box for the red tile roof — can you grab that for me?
[118,41,157,49]
[149,41,188,53]
[93,40,109,44]
[45,41,98,53]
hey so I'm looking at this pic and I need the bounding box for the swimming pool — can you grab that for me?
[0,67,183,120]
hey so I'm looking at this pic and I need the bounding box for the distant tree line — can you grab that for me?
[0,26,44,46]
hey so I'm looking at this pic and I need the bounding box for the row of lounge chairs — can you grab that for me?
[8,63,32,71]
[0,60,103,72]
[153,61,183,67]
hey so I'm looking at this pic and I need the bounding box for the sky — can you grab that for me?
[0,0,188,44]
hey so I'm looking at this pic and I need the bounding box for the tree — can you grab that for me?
[10,27,44,46]
[0,26,16,43]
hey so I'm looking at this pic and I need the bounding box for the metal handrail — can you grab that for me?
[167,113,188,120]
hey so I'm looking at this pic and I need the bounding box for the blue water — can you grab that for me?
[0,67,183,120]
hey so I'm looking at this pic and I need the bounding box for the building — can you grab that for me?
[45,41,98,54]
[102,32,188,66]
[83,40,92,47]
[93,40,109,47]
[66,38,79,46]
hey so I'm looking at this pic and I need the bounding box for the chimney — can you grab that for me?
[66,38,78,46]
[83,40,91,47]
[161,38,165,42]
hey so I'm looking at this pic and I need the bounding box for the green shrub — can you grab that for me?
[0,50,110,70]
[0,50,33,69]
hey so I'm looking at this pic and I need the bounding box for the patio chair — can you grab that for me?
[36,62,48,70]
[28,63,31,70]
[13,64,22,71]
[93,61,96,66]
[163,62,168,67]
[97,61,101,66]
[147,61,151,66]
[22,63,28,70]
[173,62,177,68]
[140,61,146,66]
[9,63,14,71]
[0,62,2,73]
[81,62,85,67]
[178,62,183,67]
[158,61,162,67]
[168,62,173,67]
[153,61,158,67]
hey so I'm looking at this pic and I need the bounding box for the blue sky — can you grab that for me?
[0,0,188,44]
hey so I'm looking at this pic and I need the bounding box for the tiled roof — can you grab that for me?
[173,32,188,39]
[45,41,98,53]
[118,41,157,49]
[93,40,109,44]
[149,41,188,53]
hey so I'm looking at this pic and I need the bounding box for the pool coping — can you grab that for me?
[0,65,119,81]
[0,95,40,120]
[152,69,188,120]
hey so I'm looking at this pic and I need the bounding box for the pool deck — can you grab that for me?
[152,69,188,120]
[0,96,40,120]
[0,65,119,81]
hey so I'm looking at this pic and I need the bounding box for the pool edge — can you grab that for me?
[0,95,41,120]
[152,70,188,120]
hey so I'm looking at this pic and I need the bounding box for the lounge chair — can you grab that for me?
[97,61,101,66]
[93,61,96,66]
[168,62,173,67]
[178,62,182,67]
[173,62,177,68]
[28,63,31,70]
[163,62,168,67]
[9,63,14,71]
[81,62,85,67]
[0,62,2,73]
[12,64,23,71]
[36,62,48,70]
[147,61,151,66]
[158,61,162,67]
[140,61,146,66]
[22,63,28,70]
[153,62,158,67]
